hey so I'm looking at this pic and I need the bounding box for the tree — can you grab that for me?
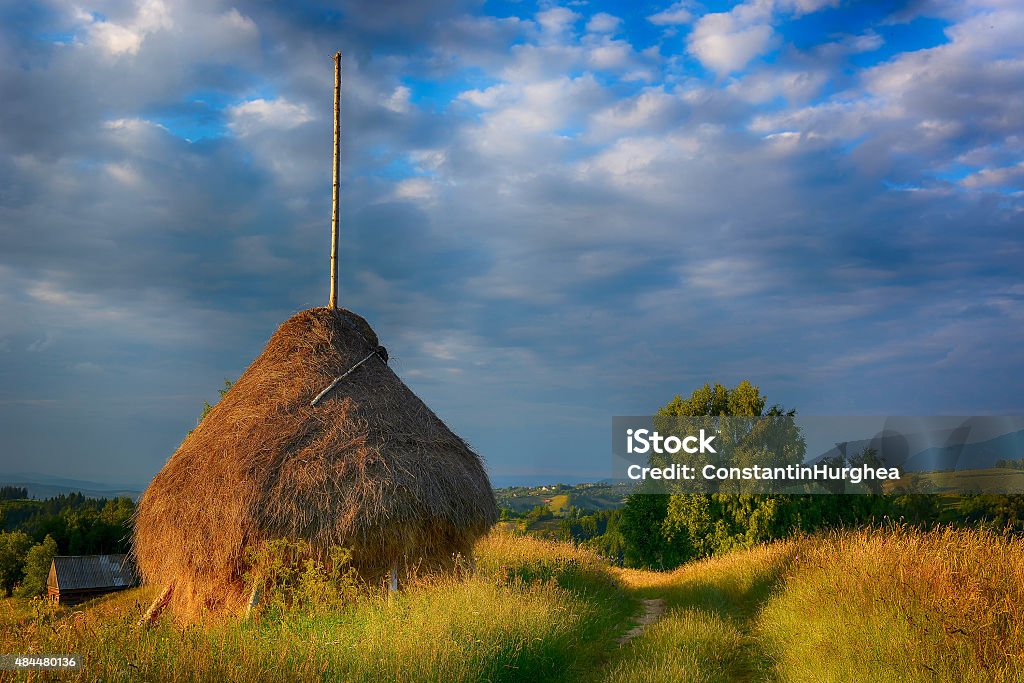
[0,531,33,596]
[658,380,770,418]
[620,492,672,568]
[16,535,58,598]
[0,486,27,500]
[621,381,804,568]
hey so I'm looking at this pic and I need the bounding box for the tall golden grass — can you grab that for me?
[760,526,1024,682]
[2,527,1021,682]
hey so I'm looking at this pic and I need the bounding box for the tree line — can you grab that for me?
[614,381,1024,570]
[0,493,135,597]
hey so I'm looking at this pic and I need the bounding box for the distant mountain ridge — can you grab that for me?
[0,472,143,500]
[809,428,1024,472]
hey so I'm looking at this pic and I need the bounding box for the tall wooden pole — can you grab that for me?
[329,51,342,309]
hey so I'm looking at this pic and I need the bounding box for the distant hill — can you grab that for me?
[810,428,1024,472]
[495,481,631,514]
[0,472,142,500]
[902,430,1024,472]
[891,467,1024,494]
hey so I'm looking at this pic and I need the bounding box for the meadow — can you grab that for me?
[2,527,1022,682]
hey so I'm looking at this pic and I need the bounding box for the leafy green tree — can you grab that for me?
[620,491,686,569]
[0,531,33,596]
[16,535,58,598]
[658,380,769,418]
[644,381,798,565]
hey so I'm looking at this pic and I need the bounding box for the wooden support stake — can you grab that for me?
[245,580,261,619]
[329,51,342,309]
[136,583,173,629]
[388,566,398,595]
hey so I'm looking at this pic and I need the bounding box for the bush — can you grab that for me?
[244,538,360,616]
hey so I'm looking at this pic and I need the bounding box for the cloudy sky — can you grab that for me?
[0,0,1021,488]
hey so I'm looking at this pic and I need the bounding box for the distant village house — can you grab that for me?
[47,555,137,605]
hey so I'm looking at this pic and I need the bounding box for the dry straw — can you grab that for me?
[133,307,498,621]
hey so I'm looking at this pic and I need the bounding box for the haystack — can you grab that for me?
[132,307,498,619]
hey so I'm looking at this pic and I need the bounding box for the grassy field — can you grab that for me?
[547,493,572,516]
[2,527,1022,681]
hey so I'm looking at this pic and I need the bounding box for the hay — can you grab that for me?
[132,307,498,620]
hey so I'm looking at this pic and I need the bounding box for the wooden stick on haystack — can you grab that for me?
[329,51,342,310]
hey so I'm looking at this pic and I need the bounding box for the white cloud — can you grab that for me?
[689,11,777,73]
[458,83,513,109]
[961,162,1024,189]
[586,13,622,33]
[219,8,258,36]
[227,98,313,137]
[410,149,447,172]
[587,38,634,70]
[536,7,580,37]
[471,75,605,142]
[686,0,841,73]
[589,87,681,138]
[728,69,828,104]
[394,177,438,201]
[746,3,1024,172]
[384,86,412,113]
[648,2,695,26]
[86,0,173,57]
[776,0,839,15]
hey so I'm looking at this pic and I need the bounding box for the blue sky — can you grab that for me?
[0,0,1021,488]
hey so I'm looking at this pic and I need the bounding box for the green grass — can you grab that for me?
[547,494,572,516]
[2,527,1022,682]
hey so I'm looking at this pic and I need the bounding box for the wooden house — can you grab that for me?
[46,554,137,605]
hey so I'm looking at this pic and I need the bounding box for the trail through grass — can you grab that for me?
[616,598,664,646]
[599,541,798,683]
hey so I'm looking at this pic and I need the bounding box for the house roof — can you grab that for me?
[47,554,137,591]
